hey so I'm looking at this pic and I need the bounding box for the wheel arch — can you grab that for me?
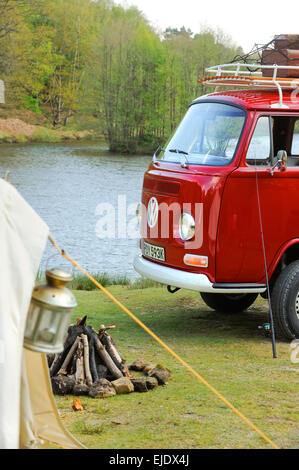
[269,239,299,287]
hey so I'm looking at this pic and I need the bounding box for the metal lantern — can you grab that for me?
[24,268,77,354]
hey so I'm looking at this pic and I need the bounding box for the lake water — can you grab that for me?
[0,142,152,278]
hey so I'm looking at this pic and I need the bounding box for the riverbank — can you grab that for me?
[55,286,297,449]
[0,105,157,154]
[0,104,103,144]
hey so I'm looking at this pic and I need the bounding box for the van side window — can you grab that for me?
[246,117,271,166]
[271,116,299,166]
[291,119,299,155]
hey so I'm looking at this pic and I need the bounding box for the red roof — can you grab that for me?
[195,89,299,110]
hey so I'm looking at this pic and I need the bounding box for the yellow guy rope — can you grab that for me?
[49,235,279,449]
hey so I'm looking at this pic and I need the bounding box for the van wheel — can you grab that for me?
[271,261,299,340]
[200,292,258,313]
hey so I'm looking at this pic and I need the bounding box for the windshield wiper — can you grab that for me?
[169,149,189,168]
[153,147,189,168]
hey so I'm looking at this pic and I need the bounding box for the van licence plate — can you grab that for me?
[144,242,165,262]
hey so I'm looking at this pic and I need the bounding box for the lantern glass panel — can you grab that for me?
[24,304,73,353]
[35,307,63,344]
[24,303,40,339]
[54,308,73,347]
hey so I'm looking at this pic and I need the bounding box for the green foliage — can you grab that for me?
[0,131,10,143]
[32,126,62,142]
[14,133,28,143]
[23,95,41,114]
[0,0,243,152]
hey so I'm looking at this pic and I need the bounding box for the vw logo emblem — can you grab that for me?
[147,197,158,228]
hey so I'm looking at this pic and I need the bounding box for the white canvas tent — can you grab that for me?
[0,177,84,449]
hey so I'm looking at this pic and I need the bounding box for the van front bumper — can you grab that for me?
[133,254,266,294]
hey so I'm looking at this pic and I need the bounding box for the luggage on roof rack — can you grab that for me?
[262,49,299,78]
[262,35,299,78]
[274,34,299,50]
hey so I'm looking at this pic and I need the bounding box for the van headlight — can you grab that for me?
[179,213,195,241]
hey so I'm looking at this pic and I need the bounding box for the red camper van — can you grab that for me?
[134,52,299,340]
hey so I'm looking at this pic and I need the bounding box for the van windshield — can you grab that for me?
[158,102,246,166]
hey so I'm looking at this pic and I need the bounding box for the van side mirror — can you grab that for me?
[270,150,288,176]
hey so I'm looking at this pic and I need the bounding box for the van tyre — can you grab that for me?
[200,292,258,313]
[271,261,299,340]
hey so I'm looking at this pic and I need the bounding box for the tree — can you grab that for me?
[2,0,95,125]
[36,0,94,126]
[0,0,22,40]
[164,26,193,40]
[92,5,166,152]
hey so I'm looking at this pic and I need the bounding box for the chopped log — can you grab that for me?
[148,365,171,385]
[70,354,77,376]
[51,324,91,377]
[73,383,90,396]
[50,348,71,377]
[145,376,159,390]
[50,325,86,377]
[99,331,123,370]
[72,325,99,382]
[111,377,134,394]
[99,325,131,377]
[99,324,115,333]
[51,375,75,395]
[57,336,80,376]
[81,334,93,386]
[47,354,56,369]
[76,316,87,326]
[91,331,123,379]
[75,356,85,384]
[88,337,99,382]
[131,378,148,393]
[75,340,85,384]
[49,354,59,372]
[96,364,108,379]
[88,379,116,398]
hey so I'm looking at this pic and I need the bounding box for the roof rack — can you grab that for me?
[200,63,299,108]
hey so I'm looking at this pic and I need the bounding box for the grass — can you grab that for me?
[67,273,161,291]
[54,286,298,449]
[0,130,11,143]
[69,273,131,290]
[32,126,63,143]
[36,271,161,290]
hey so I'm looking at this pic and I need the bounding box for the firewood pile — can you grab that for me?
[48,316,171,398]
